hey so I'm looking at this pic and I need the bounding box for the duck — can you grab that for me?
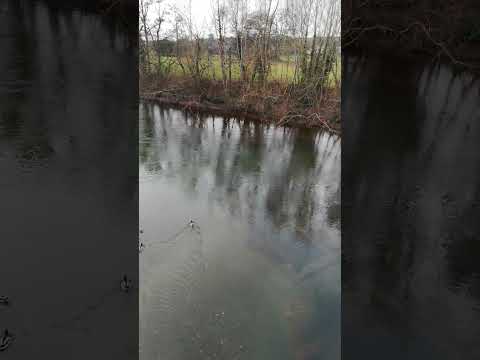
[139,243,145,253]
[189,219,202,234]
[0,329,14,351]
[0,296,9,306]
[120,275,132,293]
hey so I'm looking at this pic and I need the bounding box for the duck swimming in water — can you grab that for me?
[0,296,9,306]
[0,329,14,351]
[189,219,201,232]
[120,275,132,293]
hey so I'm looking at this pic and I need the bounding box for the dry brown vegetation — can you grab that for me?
[343,0,480,71]
[141,75,340,131]
[139,0,341,133]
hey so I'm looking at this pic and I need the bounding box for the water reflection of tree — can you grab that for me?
[342,53,480,359]
[141,104,340,244]
[1,2,138,357]
[139,103,155,167]
[265,129,318,236]
[1,0,52,163]
[2,0,135,176]
[1,1,139,206]
[140,105,341,359]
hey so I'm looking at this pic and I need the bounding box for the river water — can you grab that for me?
[139,103,341,360]
[0,1,137,358]
[342,53,480,359]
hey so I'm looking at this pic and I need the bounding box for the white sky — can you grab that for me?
[146,0,340,38]
[149,0,214,35]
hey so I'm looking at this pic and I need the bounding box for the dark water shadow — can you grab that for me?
[342,52,480,359]
[0,1,137,358]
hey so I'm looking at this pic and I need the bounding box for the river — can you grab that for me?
[139,103,341,360]
[342,52,480,359]
[0,1,137,358]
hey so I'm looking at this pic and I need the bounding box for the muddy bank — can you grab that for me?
[140,78,340,133]
[343,0,480,71]
[142,91,266,121]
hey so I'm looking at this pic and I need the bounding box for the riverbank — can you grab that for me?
[343,0,480,72]
[38,0,137,40]
[140,77,340,133]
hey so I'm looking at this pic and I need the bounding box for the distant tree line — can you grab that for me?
[140,0,340,103]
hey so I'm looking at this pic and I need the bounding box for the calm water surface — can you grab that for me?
[139,104,341,360]
[342,53,480,359]
[0,1,137,358]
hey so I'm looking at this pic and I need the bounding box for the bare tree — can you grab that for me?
[247,0,279,85]
[228,0,248,82]
[140,0,341,123]
[151,0,171,75]
[211,0,228,90]
[171,1,208,87]
[139,0,153,75]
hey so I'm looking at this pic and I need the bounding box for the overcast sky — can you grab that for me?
[149,0,213,35]
[146,0,340,38]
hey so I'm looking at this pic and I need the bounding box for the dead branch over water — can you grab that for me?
[342,0,480,71]
[139,0,341,133]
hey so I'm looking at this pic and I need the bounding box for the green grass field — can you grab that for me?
[148,53,340,86]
